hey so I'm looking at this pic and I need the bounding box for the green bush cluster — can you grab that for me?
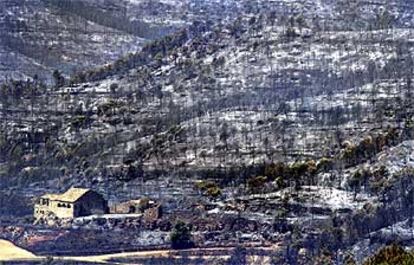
[195,180,222,198]
[242,160,324,194]
[342,128,400,166]
[97,100,123,116]
[348,164,391,193]
[170,221,194,249]
[70,115,89,130]
[247,175,268,193]
[263,160,318,182]
[363,244,414,265]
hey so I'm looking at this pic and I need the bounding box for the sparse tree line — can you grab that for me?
[1,3,414,190]
[188,125,410,200]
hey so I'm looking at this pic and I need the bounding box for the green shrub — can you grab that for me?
[247,175,267,193]
[70,115,88,129]
[306,160,317,175]
[264,162,287,180]
[206,186,222,198]
[363,244,414,265]
[195,180,221,198]
[170,221,194,249]
[342,144,357,162]
[317,157,334,172]
[349,170,371,191]
[289,162,309,179]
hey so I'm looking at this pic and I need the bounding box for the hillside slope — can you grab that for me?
[2,0,414,262]
[0,0,191,82]
[2,0,414,195]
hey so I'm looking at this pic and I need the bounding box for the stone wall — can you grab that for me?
[34,201,74,220]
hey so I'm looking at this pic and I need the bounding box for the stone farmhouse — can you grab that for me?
[34,187,108,221]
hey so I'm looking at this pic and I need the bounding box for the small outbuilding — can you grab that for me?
[111,198,162,221]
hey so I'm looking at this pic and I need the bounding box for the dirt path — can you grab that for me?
[0,239,274,264]
[58,249,173,264]
[58,247,235,264]
[0,239,40,262]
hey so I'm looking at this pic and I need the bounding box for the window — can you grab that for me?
[57,203,71,208]
[42,199,49,206]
